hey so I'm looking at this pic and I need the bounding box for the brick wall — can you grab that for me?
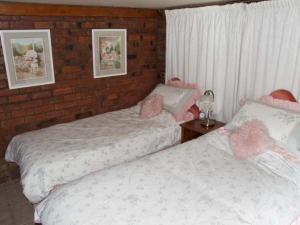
[157,11,166,83]
[0,12,161,183]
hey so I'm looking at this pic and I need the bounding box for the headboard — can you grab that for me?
[270,89,297,102]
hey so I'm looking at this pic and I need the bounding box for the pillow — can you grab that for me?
[229,120,273,159]
[260,95,300,113]
[167,78,201,119]
[270,89,297,102]
[188,104,200,119]
[226,101,300,147]
[149,84,197,121]
[139,94,163,119]
[167,78,200,91]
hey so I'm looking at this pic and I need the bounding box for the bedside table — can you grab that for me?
[180,119,225,143]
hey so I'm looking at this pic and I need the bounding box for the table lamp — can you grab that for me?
[198,90,215,127]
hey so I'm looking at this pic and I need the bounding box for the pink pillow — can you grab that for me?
[140,95,164,119]
[270,89,297,102]
[260,95,300,113]
[188,104,200,119]
[167,77,201,120]
[229,120,274,160]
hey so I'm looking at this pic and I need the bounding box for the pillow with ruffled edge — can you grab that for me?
[226,101,300,146]
[149,84,198,122]
[239,96,300,156]
[167,77,201,120]
[260,95,300,113]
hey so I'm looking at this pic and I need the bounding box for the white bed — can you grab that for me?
[34,130,300,225]
[5,105,181,203]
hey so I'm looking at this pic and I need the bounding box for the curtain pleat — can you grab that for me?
[166,0,300,122]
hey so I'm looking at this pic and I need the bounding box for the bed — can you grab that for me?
[34,93,300,225]
[5,104,181,203]
[34,130,300,225]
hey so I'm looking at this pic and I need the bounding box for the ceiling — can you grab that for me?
[2,0,225,9]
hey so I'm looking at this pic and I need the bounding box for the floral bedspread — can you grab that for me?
[35,131,300,225]
[5,105,180,203]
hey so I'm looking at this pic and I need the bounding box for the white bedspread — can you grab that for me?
[35,131,300,225]
[5,105,180,203]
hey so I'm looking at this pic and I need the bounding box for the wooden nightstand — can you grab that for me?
[180,119,225,143]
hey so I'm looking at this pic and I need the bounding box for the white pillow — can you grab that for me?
[226,101,300,147]
[149,84,196,119]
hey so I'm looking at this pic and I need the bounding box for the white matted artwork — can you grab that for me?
[92,29,127,78]
[0,29,55,89]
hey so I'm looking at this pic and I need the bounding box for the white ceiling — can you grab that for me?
[2,0,225,9]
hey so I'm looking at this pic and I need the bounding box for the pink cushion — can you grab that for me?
[229,119,274,160]
[188,104,200,119]
[167,77,201,120]
[140,95,164,119]
[270,89,297,102]
[260,95,300,113]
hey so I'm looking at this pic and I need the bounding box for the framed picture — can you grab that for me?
[0,30,55,89]
[92,29,127,78]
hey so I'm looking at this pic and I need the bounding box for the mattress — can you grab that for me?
[5,105,181,203]
[35,130,300,225]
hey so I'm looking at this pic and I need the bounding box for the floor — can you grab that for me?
[0,180,34,225]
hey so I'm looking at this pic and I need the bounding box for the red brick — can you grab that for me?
[78,36,90,45]
[55,21,70,29]
[0,112,10,120]
[19,86,41,94]
[53,87,72,96]
[0,97,7,105]
[55,101,76,110]
[63,93,82,101]
[8,94,29,103]
[9,21,33,29]
[82,22,94,29]
[95,21,107,27]
[24,114,47,123]
[46,110,65,119]
[0,89,19,97]
[107,93,118,100]
[31,91,52,99]
[62,66,82,74]
[11,110,30,118]
[35,104,55,114]
[1,118,25,128]
[34,21,54,29]
[19,100,43,109]
[0,74,6,80]
[0,21,9,29]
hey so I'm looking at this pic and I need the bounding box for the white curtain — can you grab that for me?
[166,0,300,122]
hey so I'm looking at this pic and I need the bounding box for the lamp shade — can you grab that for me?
[200,93,214,103]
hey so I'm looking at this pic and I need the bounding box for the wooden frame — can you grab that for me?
[0,2,159,18]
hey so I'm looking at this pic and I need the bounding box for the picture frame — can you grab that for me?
[92,29,127,78]
[0,29,55,89]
